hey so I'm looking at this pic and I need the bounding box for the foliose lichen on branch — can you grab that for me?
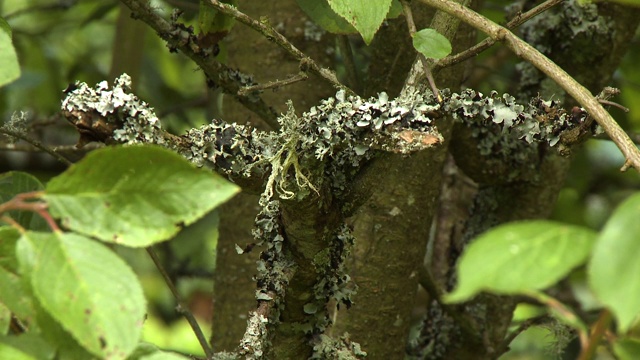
[514,0,615,99]
[61,75,587,193]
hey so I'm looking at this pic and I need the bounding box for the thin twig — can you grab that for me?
[437,0,564,69]
[0,142,103,154]
[598,99,629,113]
[238,72,308,96]
[418,0,640,172]
[577,309,612,360]
[337,35,361,94]
[207,0,354,96]
[401,0,442,102]
[0,192,60,232]
[146,247,214,359]
[119,0,279,129]
[0,128,73,166]
[1,215,25,231]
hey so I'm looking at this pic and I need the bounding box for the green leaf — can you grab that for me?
[0,172,48,231]
[604,0,640,6]
[19,231,146,359]
[412,28,452,60]
[0,333,56,360]
[139,351,192,360]
[34,305,96,360]
[387,0,403,18]
[614,338,640,360]
[445,221,597,303]
[199,0,237,34]
[44,145,240,247]
[125,342,159,359]
[0,265,35,323]
[327,0,393,44]
[0,302,9,335]
[589,193,640,332]
[0,342,35,360]
[0,226,20,272]
[297,0,356,34]
[0,17,20,87]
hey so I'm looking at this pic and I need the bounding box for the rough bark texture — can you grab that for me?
[210,0,337,351]
[334,144,450,359]
[211,193,261,351]
[329,2,476,357]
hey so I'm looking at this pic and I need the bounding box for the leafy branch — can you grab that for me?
[418,0,640,172]
[436,0,564,69]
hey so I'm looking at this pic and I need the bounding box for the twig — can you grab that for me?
[0,192,60,232]
[0,128,73,166]
[337,35,361,94]
[0,142,103,154]
[401,0,442,102]
[598,99,629,113]
[1,215,24,232]
[577,309,612,360]
[146,247,214,359]
[437,0,564,69]
[418,0,640,172]
[207,0,354,96]
[119,0,279,129]
[238,72,308,96]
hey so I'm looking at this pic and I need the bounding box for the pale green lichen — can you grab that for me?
[1,111,29,143]
[310,333,367,359]
[515,0,615,100]
[61,74,165,145]
[313,224,357,310]
[237,312,269,359]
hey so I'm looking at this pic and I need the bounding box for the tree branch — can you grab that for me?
[436,0,564,69]
[146,247,214,359]
[238,73,308,96]
[418,0,640,172]
[206,0,354,96]
[118,0,280,129]
[0,127,73,166]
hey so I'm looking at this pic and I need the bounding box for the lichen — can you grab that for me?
[312,224,357,310]
[406,301,460,359]
[310,333,367,359]
[61,76,586,195]
[237,312,269,359]
[304,20,325,42]
[515,0,615,100]
[445,88,585,181]
[1,111,29,143]
[61,74,165,145]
